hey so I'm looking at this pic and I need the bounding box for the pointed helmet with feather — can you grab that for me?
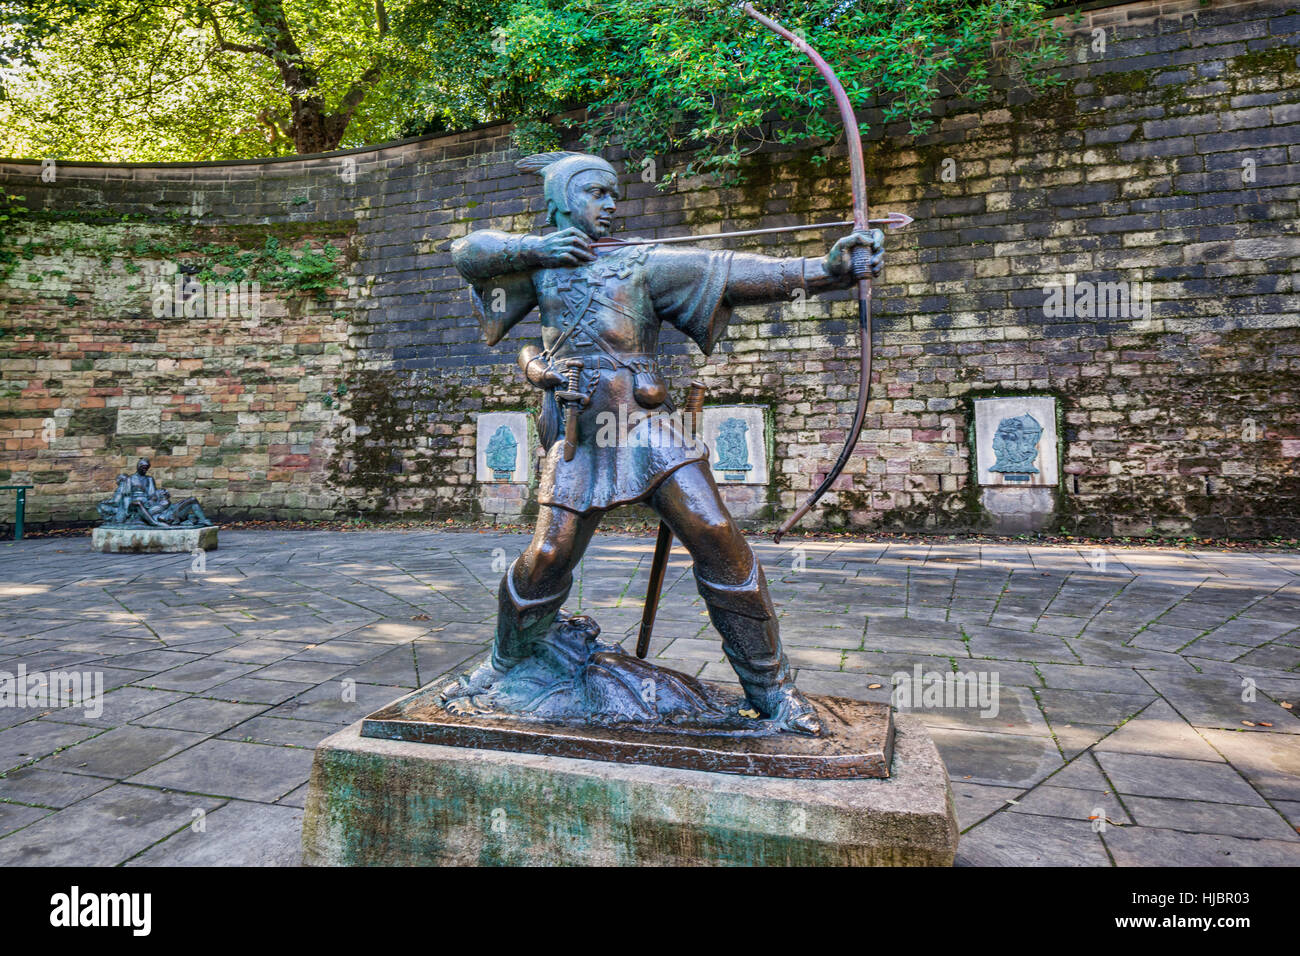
[517,151,618,225]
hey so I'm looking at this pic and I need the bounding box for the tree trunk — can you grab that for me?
[290,96,351,154]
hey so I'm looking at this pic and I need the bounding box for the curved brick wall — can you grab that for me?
[2,0,1298,536]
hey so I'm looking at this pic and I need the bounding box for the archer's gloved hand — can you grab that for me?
[824,228,884,279]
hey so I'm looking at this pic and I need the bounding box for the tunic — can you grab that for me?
[461,243,742,514]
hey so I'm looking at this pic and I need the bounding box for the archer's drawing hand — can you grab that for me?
[824,228,884,279]
[524,226,597,267]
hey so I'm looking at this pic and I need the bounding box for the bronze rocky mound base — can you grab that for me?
[360,613,894,780]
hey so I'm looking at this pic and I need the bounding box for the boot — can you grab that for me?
[694,562,822,736]
[493,558,572,669]
[441,558,570,703]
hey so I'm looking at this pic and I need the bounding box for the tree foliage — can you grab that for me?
[1,0,1067,177]
[1,0,403,159]
[481,0,1067,181]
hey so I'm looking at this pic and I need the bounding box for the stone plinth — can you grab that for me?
[301,714,957,866]
[979,486,1056,534]
[91,526,218,553]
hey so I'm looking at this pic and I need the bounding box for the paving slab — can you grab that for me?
[787,670,893,703]
[1234,644,1300,671]
[210,641,310,665]
[0,719,102,773]
[904,686,1050,738]
[102,649,205,673]
[277,782,310,809]
[251,660,349,684]
[142,659,263,693]
[42,726,207,778]
[220,715,338,749]
[1274,800,1300,828]
[0,784,223,866]
[1095,752,1267,806]
[0,802,50,838]
[964,627,1076,663]
[1141,670,1300,734]
[1036,663,1154,695]
[955,813,1110,867]
[1198,617,1294,648]
[129,738,316,802]
[125,801,305,866]
[414,641,487,685]
[198,675,308,706]
[134,697,267,734]
[1094,699,1226,762]
[927,726,1063,789]
[264,681,411,725]
[1103,826,1300,867]
[1007,785,1132,825]
[1196,729,1300,802]
[1042,753,1115,791]
[1051,723,1117,759]
[1036,688,1157,728]
[0,767,114,808]
[291,641,392,665]
[1122,796,1298,841]
[950,781,1022,831]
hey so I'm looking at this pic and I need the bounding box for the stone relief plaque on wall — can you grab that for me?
[700,405,768,485]
[476,412,532,483]
[974,396,1059,487]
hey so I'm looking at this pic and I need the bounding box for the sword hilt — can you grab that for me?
[555,359,588,406]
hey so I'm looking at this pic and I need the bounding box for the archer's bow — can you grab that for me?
[740,3,876,544]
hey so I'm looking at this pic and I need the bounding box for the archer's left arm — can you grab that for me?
[723,228,884,305]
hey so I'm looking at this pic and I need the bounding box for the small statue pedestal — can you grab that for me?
[300,709,958,867]
[92,459,217,551]
[91,525,219,553]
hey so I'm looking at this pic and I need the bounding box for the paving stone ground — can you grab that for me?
[1,529,1298,866]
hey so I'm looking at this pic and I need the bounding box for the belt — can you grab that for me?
[550,351,659,374]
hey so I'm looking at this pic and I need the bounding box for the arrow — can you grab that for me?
[872,211,914,229]
[591,212,913,253]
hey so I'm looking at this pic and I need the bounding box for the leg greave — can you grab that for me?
[693,562,793,709]
[493,558,571,670]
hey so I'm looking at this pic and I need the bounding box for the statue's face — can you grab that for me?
[557,170,619,239]
[993,420,1038,461]
[136,459,150,475]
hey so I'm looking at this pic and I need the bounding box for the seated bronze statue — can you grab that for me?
[96,458,213,529]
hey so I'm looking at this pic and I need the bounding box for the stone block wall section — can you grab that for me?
[1,0,1298,537]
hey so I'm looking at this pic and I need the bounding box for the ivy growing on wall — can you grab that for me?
[0,204,350,303]
[0,192,29,282]
[126,235,344,301]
